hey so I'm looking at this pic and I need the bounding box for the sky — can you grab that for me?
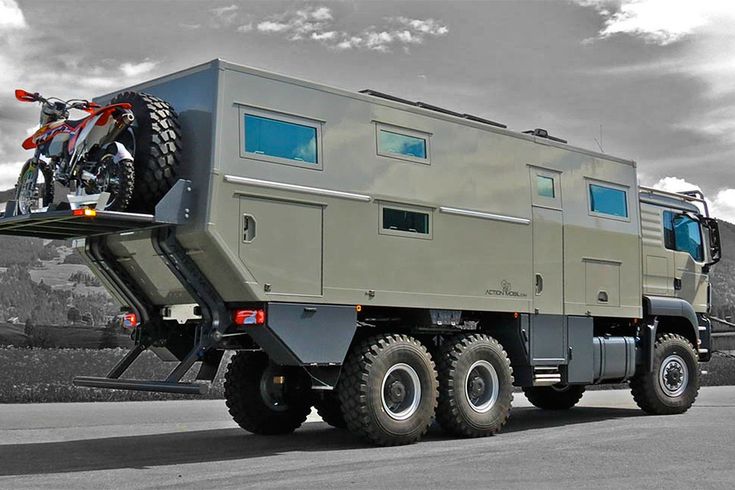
[1,0,735,220]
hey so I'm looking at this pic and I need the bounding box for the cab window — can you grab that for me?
[663,211,704,261]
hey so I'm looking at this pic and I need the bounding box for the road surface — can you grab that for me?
[1,387,735,489]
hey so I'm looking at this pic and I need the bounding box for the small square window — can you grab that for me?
[537,175,555,198]
[589,183,628,218]
[379,204,432,239]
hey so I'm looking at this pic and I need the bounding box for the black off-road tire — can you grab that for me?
[630,333,699,415]
[96,157,134,212]
[523,384,586,410]
[110,91,181,213]
[338,334,438,446]
[14,159,54,215]
[313,391,347,429]
[40,165,54,207]
[224,351,311,435]
[436,333,514,438]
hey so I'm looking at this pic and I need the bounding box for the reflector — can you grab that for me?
[233,309,266,326]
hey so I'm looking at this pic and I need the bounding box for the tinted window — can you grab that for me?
[379,130,427,159]
[664,211,704,261]
[383,207,429,234]
[589,184,628,218]
[244,114,317,164]
[537,175,555,198]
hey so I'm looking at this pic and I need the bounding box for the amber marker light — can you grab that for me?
[73,208,97,218]
[356,305,362,312]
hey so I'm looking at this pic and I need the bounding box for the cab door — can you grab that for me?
[530,167,564,315]
[665,211,708,311]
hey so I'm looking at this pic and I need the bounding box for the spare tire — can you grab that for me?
[110,92,181,213]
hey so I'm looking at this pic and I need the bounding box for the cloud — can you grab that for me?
[0,0,26,31]
[574,0,716,46]
[573,0,719,45]
[236,23,253,33]
[209,4,239,27]
[252,6,449,52]
[120,60,157,78]
[653,177,735,223]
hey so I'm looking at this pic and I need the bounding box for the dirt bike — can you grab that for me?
[13,89,182,215]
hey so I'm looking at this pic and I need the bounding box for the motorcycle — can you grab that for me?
[13,89,136,214]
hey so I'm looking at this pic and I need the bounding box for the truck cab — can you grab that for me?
[640,187,721,359]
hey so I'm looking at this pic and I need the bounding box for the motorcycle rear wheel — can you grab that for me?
[90,155,135,211]
[14,159,54,215]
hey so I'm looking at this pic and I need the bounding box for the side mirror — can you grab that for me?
[15,89,38,102]
[703,217,721,266]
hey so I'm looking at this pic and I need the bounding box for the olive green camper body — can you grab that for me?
[94,59,657,321]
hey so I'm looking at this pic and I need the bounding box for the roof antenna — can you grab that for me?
[594,124,604,153]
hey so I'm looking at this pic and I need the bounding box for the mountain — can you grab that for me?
[710,219,735,319]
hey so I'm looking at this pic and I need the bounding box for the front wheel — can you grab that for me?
[14,159,54,215]
[630,333,699,415]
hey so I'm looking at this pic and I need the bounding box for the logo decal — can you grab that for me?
[486,280,527,297]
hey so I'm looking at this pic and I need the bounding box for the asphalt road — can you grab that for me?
[1,387,735,489]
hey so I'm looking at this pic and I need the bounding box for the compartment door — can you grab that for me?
[238,196,323,296]
[530,168,564,315]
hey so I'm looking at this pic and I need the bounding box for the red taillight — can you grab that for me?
[233,309,266,326]
[122,312,138,329]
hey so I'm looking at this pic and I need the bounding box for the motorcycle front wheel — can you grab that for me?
[14,159,54,215]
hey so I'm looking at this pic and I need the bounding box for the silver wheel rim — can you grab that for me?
[659,354,689,397]
[381,363,421,421]
[465,360,499,413]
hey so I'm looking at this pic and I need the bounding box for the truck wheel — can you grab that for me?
[110,91,181,213]
[224,351,311,435]
[313,391,346,429]
[523,384,585,410]
[436,333,513,437]
[630,333,699,415]
[338,334,438,446]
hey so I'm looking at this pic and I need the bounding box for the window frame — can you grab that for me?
[378,202,433,240]
[239,105,324,170]
[586,180,630,221]
[374,122,431,165]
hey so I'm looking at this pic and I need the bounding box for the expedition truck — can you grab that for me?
[0,59,721,446]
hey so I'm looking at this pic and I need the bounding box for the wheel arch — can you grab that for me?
[641,296,700,372]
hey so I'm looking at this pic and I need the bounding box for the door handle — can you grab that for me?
[535,274,543,295]
[674,278,682,290]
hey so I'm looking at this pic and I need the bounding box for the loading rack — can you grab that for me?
[0,180,229,394]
